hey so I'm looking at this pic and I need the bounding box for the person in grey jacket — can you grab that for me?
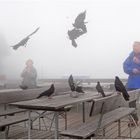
[20,59,37,89]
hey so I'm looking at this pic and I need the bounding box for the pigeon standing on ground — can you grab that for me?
[115,76,129,101]
[37,84,55,99]
[96,81,106,97]
[68,75,84,93]
[67,10,87,47]
[11,27,40,50]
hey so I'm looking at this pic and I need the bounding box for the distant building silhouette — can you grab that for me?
[62,75,90,79]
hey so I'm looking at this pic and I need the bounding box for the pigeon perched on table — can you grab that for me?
[76,86,84,93]
[68,75,84,93]
[37,84,55,99]
[68,74,76,91]
[19,85,28,90]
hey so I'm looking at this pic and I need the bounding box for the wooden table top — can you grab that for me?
[10,91,113,111]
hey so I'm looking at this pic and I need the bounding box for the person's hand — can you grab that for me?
[133,56,139,64]
[132,68,139,74]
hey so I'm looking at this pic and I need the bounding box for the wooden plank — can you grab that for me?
[10,92,113,110]
[1,108,139,139]
[0,115,28,127]
[0,108,27,117]
[0,87,48,104]
[91,94,123,116]
[60,107,135,138]
[4,88,140,139]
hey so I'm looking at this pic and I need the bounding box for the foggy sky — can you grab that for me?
[0,33,9,73]
[1,0,140,79]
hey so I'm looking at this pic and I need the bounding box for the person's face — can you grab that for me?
[133,43,140,54]
[26,60,33,67]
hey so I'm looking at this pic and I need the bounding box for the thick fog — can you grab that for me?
[0,0,140,79]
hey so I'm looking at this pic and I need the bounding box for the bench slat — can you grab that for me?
[0,115,28,127]
[0,108,27,117]
[60,107,135,138]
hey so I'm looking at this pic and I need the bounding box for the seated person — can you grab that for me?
[20,59,37,89]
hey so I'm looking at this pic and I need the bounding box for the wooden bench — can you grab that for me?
[0,108,27,117]
[0,87,49,114]
[0,88,73,137]
[0,114,29,138]
[0,88,48,138]
[0,115,28,128]
[60,94,136,139]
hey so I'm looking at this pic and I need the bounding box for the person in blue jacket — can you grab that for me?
[123,41,140,126]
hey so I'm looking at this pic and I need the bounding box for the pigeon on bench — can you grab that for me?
[96,81,106,97]
[115,76,129,101]
[37,84,55,99]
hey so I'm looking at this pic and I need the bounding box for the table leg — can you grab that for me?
[28,110,31,139]
[54,112,59,139]
[82,102,85,123]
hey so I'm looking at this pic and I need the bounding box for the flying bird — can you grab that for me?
[73,10,87,32]
[11,27,40,50]
[96,81,106,97]
[68,10,87,47]
[37,84,55,99]
[68,28,84,47]
[68,75,84,93]
[115,76,129,101]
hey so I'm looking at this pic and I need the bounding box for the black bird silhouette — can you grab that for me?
[11,27,40,50]
[115,76,129,101]
[96,81,106,97]
[19,85,28,90]
[73,10,87,32]
[37,84,55,99]
[68,75,84,93]
[76,86,84,93]
[68,75,76,91]
[68,28,84,47]
[68,10,87,47]
[0,126,6,131]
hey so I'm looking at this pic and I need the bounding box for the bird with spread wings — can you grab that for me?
[73,10,87,32]
[68,10,87,47]
[68,75,84,93]
[11,27,40,50]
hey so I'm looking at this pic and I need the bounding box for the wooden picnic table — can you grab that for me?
[10,91,113,139]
